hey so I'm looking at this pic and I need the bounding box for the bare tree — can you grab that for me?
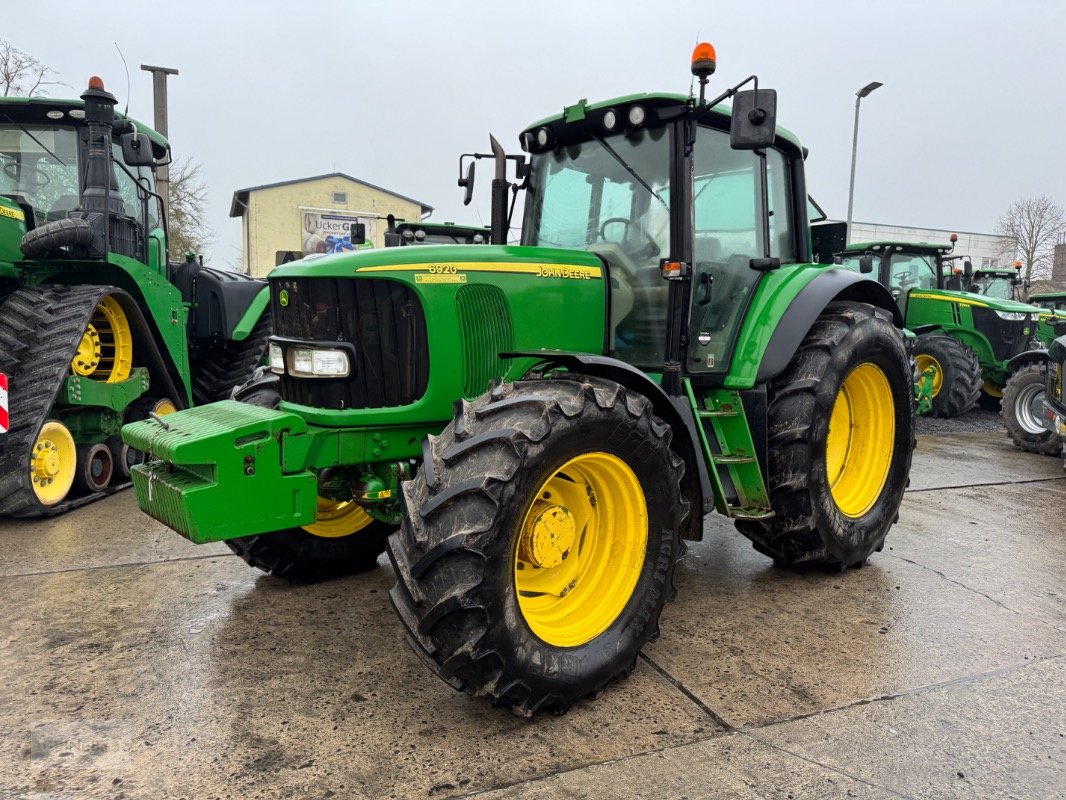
[0,39,66,97]
[167,156,213,260]
[995,195,1066,283]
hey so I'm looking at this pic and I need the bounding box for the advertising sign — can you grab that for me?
[301,210,377,256]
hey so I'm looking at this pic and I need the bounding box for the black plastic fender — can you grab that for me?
[757,269,903,383]
[504,351,713,537]
[1006,347,1049,371]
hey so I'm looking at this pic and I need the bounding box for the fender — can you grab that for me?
[504,350,712,538]
[757,269,903,383]
[1006,347,1049,371]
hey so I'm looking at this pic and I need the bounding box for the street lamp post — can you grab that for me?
[845,81,883,243]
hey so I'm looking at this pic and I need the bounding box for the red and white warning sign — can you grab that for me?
[0,372,8,436]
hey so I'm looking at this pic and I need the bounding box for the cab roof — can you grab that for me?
[843,241,953,256]
[0,95,168,152]
[521,91,802,150]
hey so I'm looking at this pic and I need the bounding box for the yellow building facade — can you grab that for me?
[229,173,433,277]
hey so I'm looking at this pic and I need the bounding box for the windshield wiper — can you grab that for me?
[591,134,667,209]
[1,113,68,167]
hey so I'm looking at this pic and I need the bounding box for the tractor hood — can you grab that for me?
[906,288,1042,315]
[268,243,605,280]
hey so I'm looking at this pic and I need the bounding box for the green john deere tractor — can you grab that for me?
[0,77,270,516]
[837,241,1043,418]
[125,45,915,714]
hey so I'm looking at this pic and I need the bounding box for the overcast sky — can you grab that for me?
[8,0,1066,269]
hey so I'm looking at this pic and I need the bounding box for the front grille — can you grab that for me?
[971,308,1031,362]
[271,276,429,409]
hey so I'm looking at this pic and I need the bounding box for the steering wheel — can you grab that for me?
[598,217,660,261]
[2,161,50,188]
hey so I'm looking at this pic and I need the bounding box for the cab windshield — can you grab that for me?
[523,127,672,368]
[0,123,80,227]
[969,274,1013,300]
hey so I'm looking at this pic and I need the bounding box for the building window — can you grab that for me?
[331,191,348,204]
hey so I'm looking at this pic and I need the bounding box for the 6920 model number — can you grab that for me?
[427,264,458,274]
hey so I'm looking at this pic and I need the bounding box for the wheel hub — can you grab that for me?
[32,441,60,482]
[71,325,102,376]
[519,502,577,569]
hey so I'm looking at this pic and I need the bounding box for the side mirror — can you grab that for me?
[963,260,973,278]
[859,255,874,274]
[810,220,846,264]
[730,89,777,150]
[120,131,154,167]
[459,161,476,206]
[349,222,366,246]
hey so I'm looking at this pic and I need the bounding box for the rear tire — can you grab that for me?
[913,334,982,418]
[736,302,915,567]
[388,376,687,715]
[1001,364,1059,455]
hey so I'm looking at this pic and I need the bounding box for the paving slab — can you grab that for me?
[909,432,1064,491]
[0,491,228,578]
[0,555,715,799]
[751,655,1066,799]
[0,430,1062,798]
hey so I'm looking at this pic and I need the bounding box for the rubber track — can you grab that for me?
[0,285,125,517]
[190,310,272,405]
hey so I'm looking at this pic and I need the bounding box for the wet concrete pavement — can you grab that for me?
[0,430,1063,799]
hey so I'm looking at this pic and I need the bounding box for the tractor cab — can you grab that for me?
[968,263,1026,302]
[837,241,950,316]
[0,80,169,272]
[515,86,811,377]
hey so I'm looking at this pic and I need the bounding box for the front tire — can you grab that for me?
[736,302,915,566]
[225,502,394,582]
[1001,364,1059,455]
[913,334,982,418]
[388,376,687,715]
[223,368,394,581]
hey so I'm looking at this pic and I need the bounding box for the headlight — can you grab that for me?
[268,342,284,373]
[628,105,647,126]
[287,346,350,378]
[994,311,1027,321]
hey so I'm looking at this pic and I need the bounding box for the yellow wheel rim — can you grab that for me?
[825,364,895,519]
[982,380,1003,398]
[914,353,943,398]
[152,398,178,416]
[514,451,647,648]
[30,420,77,506]
[71,324,102,376]
[71,296,133,383]
[302,496,374,538]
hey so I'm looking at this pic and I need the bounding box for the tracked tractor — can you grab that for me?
[125,44,915,714]
[0,77,271,516]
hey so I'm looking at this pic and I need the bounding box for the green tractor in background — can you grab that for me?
[963,262,1066,454]
[837,241,1041,409]
[0,77,271,516]
[125,44,916,714]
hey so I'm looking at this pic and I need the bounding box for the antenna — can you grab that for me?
[114,42,131,115]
